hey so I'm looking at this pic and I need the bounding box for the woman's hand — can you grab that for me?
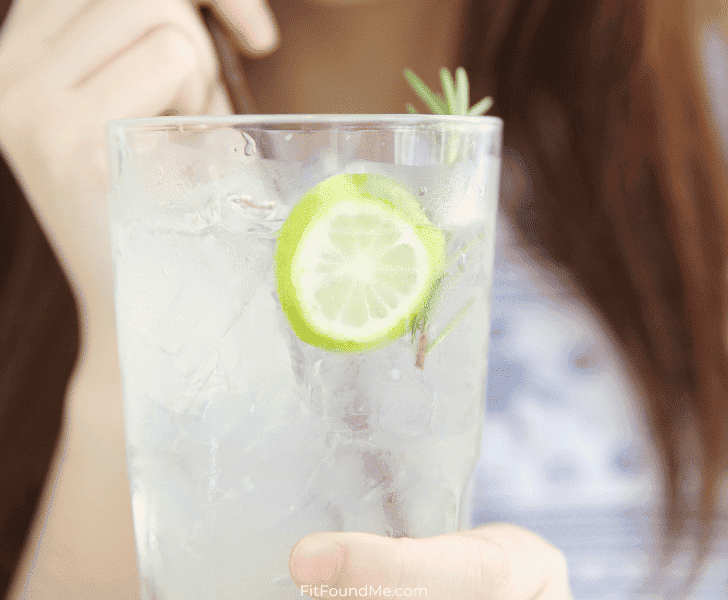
[0,0,278,328]
[290,524,573,600]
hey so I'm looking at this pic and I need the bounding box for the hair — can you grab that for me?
[463,0,728,576]
[0,0,727,596]
[0,90,81,600]
[0,5,80,598]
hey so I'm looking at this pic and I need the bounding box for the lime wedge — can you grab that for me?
[275,173,444,352]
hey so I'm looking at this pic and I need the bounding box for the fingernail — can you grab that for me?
[289,536,344,586]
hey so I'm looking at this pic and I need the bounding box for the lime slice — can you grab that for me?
[275,173,444,352]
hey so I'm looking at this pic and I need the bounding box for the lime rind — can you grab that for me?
[274,173,444,353]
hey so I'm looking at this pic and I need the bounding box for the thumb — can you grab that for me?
[289,524,573,600]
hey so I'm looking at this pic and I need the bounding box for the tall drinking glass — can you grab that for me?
[107,115,502,599]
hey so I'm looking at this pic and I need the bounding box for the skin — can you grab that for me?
[0,0,572,598]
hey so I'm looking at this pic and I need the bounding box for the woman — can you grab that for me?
[0,0,726,598]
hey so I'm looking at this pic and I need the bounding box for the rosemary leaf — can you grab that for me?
[468,96,493,116]
[455,67,469,115]
[403,69,448,115]
[443,233,485,274]
[426,296,476,354]
[439,67,458,115]
[406,103,419,114]
[403,66,493,366]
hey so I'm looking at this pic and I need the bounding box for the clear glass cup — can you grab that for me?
[107,114,502,600]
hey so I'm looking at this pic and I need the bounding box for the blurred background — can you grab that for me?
[476,212,728,599]
[472,23,728,599]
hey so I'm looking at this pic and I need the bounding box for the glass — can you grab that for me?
[107,114,502,600]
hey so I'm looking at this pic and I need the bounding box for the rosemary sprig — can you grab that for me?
[404,67,493,116]
[404,67,492,369]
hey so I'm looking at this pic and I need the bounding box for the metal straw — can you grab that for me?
[200,7,259,115]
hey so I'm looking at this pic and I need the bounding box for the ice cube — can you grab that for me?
[317,441,390,534]
[218,282,302,423]
[128,451,202,561]
[406,478,459,536]
[151,230,270,366]
[114,219,275,415]
[424,160,488,227]
[355,343,436,439]
[206,413,329,536]
[309,353,373,432]
[302,147,341,184]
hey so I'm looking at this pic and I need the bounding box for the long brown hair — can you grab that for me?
[0,158,79,598]
[0,7,80,600]
[464,0,728,567]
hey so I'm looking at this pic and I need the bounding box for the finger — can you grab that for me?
[77,23,216,120]
[289,524,573,600]
[206,77,235,115]
[27,23,220,200]
[200,0,279,56]
[43,0,215,90]
[3,0,88,39]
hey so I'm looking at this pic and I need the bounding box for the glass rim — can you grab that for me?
[108,113,503,134]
